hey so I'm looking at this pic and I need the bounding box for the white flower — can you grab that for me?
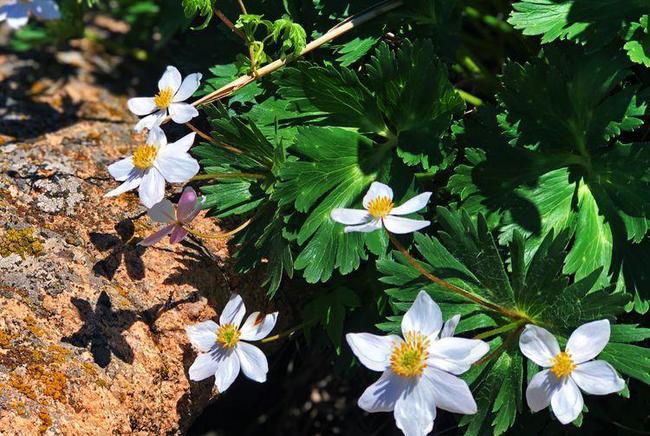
[346,291,489,436]
[104,127,199,208]
[127,66,202,132]
[0,0,60,29]
[186,294,278,393]
[330,182,431,234]
[519,320,625,425]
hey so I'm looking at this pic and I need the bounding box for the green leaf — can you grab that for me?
[302,287,360,353]
[275,127,386,283]
[624,15,650,67]
[508,0,649,49]
[334,37,379,66]
[271,16,307,58]
[181,0,213,29]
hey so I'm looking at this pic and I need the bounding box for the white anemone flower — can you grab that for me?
[127,66,202,132]
[330,182,431,234]
[519,320,625,424]
[104,127,199,208]
[0,0,60,29]
[346,291,489,436]
[186,294,278,393]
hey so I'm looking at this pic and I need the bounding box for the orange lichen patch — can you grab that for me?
[38,409,52,434]
[9,374,38,401]
[0,329,14,348]
[12,400,27,416]
[47,344,71,365]
[24,315,46,338]
[0,227,45,259]
[81,361,98,376]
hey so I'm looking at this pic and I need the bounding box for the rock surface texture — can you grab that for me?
[0,47,269,435]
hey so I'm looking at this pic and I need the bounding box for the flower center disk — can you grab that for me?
[367,196,394,219]
[390,332,429,378]
[154,87,174,109]
[216,324,241,349]
[132,144,159,170]
[550,351,576,378]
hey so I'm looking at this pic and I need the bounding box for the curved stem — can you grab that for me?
[237,0,248,14]
[185,122,242,154]
[214,9,245,40]
[473,325,524,367]
[187,0,403,110]
[259,320,315,344]
[185,219,252,240]
[388,233,526,321]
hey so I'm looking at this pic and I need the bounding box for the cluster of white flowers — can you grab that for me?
[104,66,202,210]
[0,0,60,29]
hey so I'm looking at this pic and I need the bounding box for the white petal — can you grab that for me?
[107,157,135,181]
[425,367,477,414]
[158,65,182,94]
[169,102,199,124]
[7,15,29,29]
[383,216,430,234]
[239,312,278,341]
[134,111,166,132]
[344,219,382,233]
[155,151,199,184]
[427,337,490,375]
[220,294,246,327]
[147,125,167,147]
[346,333,399,372]
[363,182,394,208]
[390,192,432,216]
[186,320,219,352]
[138,169,166,208]
[394,379,436,436]
[401,290,442,337]
[188,352,219,381]
[519,324,560,367]
[167,132,196,153]
[127,97,156,116]
[147,199,176,223]
[566,319,610,364]
[235,342,268,383]
[330,208,371,225]
[358,371,404,413]
[571,360,625,395]
[213,349,241,393]
[32,0,60,19]
[526,369,560,412]
[104,173,142,198]
[440,314,461,338]
[550,378,583,425]
[174,73,202,102]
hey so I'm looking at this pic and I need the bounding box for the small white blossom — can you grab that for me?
[104,127,199,208]
[0,0,60,29]
[331,182,431,234]
[519,320,625,425]
[127,66,201,131]
[186,294,278,393]
[346,291,488,436]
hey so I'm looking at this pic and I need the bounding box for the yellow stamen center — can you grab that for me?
[367,196,394,218]
[550,351,576,378]
[154,87,174,109]
[390,332,429,378]
[216,324,241,349]
[132,144,159,170]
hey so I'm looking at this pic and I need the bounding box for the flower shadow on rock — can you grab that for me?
[62,291,137,367]
[90,219,146,281]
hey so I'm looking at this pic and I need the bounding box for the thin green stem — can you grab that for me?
[458,89,483,107]
[388,233,529,322]
[473,320,525,340]
[474,325,524,367]
[259,320,315,344]
[185,219,252,240]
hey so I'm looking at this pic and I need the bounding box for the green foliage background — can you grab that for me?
[10,0,650,434]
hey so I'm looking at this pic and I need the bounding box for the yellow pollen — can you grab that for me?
[550,351,576,378]
[216,324,241,349]
[390,332,429,378]
[367,196,394,218]
[132,144,159,170]
[154,87,174,109]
